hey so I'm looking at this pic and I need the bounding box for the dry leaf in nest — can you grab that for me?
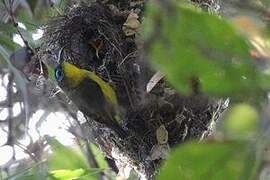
[88,38,104,59]
[117,165,132,180]
[147,144,170,160]
[122,12,140,36]
[156,125,168,145]
[146,71,165,93]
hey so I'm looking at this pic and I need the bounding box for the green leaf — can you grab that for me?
[16,8,33,28]
[90,144,108,169]
[46,137,89,171]
[144,3,270,99]
[20,29,35,46]
[47,64,55,80]
[46,137,102,180]
[0,34,19,51]
[158,141,255,180]
[49,168,86,180]
[48,168,98,180]
[16,7,43,31]
[224,104,258,137]
[0,23,17,33]
[0,44,11,61]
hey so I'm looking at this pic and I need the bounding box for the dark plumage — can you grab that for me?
[55,62,127,138]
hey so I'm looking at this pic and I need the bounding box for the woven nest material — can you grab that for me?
[41,1,227,178]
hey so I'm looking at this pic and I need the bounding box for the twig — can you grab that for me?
[6,72,14,145]
[118,51,137,68]
[69,118,107,180]
[15,141,39,163]
[73,116,105,173]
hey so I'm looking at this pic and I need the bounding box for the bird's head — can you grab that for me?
[55,62,87,88]
[55,64,64,82]
[55,46,87,88]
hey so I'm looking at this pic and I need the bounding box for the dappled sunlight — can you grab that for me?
[0,86,7,102]
[28,109,45,142]
[14,145,30,161]
[28,110,75,146]
[0,107,76,165]
[0,108,8,120]
[39,112,75,146]
[0,128,7,146]
[32,29,44,40]
[12,102,23,117]
[12,34,25,47]
[0,145,13,166]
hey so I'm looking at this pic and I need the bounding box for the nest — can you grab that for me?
[40,1,227,178]
[191,0,220,13]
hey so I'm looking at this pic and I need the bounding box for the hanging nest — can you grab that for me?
[38,1,227,178]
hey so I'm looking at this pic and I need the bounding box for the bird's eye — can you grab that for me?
[55,67,64,82]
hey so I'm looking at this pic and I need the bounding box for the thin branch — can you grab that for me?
[15,142,39,163]
[71,115,107,180]
[6,72,14,145]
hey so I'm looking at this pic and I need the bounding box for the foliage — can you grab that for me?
[158,141,256,180]
[223,104,258,137]
[144,1,270,180]
[46,137,100,180]
[144,2,270,99]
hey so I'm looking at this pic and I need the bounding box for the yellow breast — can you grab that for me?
[62,62,86,88]
[62,62,119,109]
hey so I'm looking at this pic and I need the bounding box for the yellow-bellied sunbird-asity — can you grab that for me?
[54,48,127,138]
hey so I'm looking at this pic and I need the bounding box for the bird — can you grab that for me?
[54,47,127,138]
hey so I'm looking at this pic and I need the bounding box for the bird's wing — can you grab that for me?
[87,72,119,109]
[74,77,120,124]
[71,78,106,115]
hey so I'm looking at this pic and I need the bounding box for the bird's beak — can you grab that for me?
[57,45,67,64]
